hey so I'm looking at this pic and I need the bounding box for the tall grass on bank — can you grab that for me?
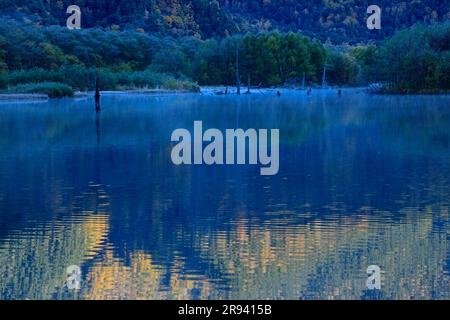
[6,66,200,93]
[6,82,74,98]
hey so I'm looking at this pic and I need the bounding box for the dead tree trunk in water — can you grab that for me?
[95,76,101,112]
[321,61,334,88]
[247,73,251,93]
[321,65,327,88]
[236,47,240,95]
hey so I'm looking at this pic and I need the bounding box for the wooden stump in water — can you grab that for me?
[95,77,101,112]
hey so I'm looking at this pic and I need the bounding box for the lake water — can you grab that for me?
[0,89,449,300]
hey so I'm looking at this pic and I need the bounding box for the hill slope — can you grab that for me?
[0,0,449,42]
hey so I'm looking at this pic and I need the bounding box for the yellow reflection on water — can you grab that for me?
[0,212,109,299]
[0,182,448,300]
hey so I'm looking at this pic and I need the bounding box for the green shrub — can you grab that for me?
[58,65,96,91]
[6,65,200,93]
[0,71,7,89]
[162,78,200,91]
[7,82,74,98]
[8,68,64,85]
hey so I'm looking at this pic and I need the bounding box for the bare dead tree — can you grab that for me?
[236,46,241,95]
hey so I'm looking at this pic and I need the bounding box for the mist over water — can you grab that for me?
[0,90,449,299]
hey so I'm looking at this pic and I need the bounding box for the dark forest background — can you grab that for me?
[0,0,449,96]
[1,0,449,42]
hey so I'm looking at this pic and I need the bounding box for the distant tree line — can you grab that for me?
[0,17,449,95]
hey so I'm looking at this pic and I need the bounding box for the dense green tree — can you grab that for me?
[381,22,450,91]
[151,47,189,75]
[0,35,8,89]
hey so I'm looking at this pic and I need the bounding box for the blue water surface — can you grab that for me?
[0,89,449,299]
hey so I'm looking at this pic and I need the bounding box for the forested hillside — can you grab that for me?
[1,0,449,42]
[0,1,449,95]
[1,15,449,94]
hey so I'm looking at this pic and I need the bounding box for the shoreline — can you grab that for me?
[100,89,198,95]
[0,93,49,100]
[1,87,449,101]
[366,83,450,95]
[0,89,199,101]
[0,87,343,100]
